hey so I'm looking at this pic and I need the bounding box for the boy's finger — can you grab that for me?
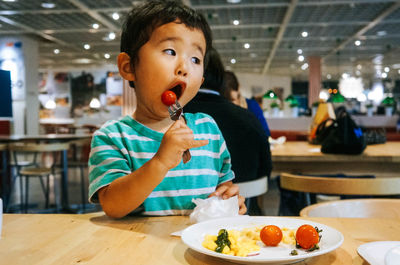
[209,184,229,198]
[172,127,193,135]
[189,139,208,149]
[239,202,247,215]
[169,119,187,130]
[221,184,239,199]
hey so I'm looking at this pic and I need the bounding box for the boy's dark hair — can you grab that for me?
[121,0,213,88]
[201,47,225,92]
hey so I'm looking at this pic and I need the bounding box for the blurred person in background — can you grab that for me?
[223,71,271,137]
[184,48,272,215]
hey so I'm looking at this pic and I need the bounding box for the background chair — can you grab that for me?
[0,143,8,203]
[279,172,400,215]
[6,142,69,213]
[67,138,91,212]
[300,198,400,218]
[237,176,268,215]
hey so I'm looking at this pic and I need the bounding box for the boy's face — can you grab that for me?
[130,21,206,120]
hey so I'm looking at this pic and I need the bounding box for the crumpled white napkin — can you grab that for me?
[170,196,240,237]
[189,195,239,224]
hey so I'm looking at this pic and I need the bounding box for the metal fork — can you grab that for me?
[168,100,191,164]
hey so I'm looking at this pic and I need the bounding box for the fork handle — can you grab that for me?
[182,149,191,164]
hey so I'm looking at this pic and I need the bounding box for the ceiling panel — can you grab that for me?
[0,0,398,80]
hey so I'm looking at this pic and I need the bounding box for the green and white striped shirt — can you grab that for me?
[88,113,234,215]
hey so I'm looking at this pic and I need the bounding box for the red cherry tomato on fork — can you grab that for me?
[161,90,177,106]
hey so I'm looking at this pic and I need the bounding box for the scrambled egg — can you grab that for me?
[202,229,260,257]
[281,227,296,245]
[202,226,296,257]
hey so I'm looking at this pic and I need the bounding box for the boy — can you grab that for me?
[88,1,246,218]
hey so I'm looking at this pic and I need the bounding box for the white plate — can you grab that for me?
[385,245,400,265]
[357,241,400,265]
[181,216,344,264]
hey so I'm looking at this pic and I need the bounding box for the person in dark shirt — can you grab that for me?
[223,70,271,137]
[184,48,272,215]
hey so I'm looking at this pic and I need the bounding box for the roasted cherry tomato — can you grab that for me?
[260,225,283,246]
[295,224,319,249]
[161,90,177,106]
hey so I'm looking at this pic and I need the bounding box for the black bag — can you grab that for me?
[316,107,366,154]
[364,128,387,145]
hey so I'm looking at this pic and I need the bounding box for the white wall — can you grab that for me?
[235,72,292,99]
[23,37,39,135]
[0,36,39,135]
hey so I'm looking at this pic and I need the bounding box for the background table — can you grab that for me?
[271,141,400,177]
[0,134,92,212]
[1,213,399,264]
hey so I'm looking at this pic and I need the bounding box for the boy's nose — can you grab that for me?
[176,69,187,76]
[175,61,188,77]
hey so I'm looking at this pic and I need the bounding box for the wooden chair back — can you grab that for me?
[300,198,400,218]
[0,143,7,151]
[280,172,400,196]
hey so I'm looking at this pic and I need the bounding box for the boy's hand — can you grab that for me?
[154,119,208,170]
[209,181,247,215]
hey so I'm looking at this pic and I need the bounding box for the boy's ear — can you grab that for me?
[201,77,204,85]
[117,52,135,82]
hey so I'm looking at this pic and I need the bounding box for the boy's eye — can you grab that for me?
[191,57,201,64]
[164,49,176,56]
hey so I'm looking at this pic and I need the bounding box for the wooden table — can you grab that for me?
[271,141,400,177]
[1,213,399,264]
[0,134,92,212]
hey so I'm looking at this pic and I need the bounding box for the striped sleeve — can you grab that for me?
[88,129,132,203]
[217,130,235,185]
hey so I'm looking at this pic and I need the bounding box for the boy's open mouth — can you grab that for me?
[168,82,186,100]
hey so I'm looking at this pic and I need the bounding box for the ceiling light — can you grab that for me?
[377,31,387,36]
[298,55,304,62]
[73,58,92,64]
[84,44,90,50]
[108,32,116,40]
[230,58,236,64]
[342,73,349,79]
[227,0,241,3]
[381,72,387,78]
[301,31,308,38]
[233,20,239,26]
[53,49,60,54]
[297,49,302,54]
[327,74,331,79]
[2,0,17,2]
[384,67,390,72]
[104,53,110,59]
[243,43,250,49]
[398,69,400,74]
[89,98,101,109]
[92,23,99,29]
[41,2,56,8]
[354,40,361,46]
[44,99,56,109]
[357,64,362,70]
[112,12,120,20]
[301,63,308,70]
[356,70,361,76]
